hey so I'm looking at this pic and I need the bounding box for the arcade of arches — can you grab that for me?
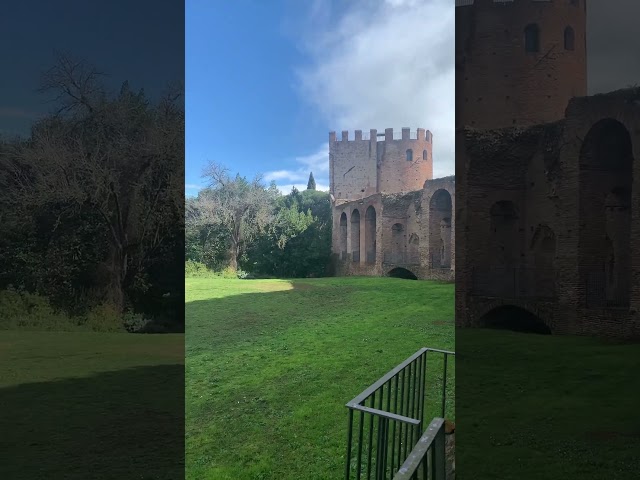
[458,91,639,337]
[332,178,455,281]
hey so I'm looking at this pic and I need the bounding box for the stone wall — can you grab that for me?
[456,0,587,130]
[332,178,455,282]
[329,128,433,203]
[457,88,640,338]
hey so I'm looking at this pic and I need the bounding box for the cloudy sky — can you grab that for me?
[0,0,183,139]
[185,0,454,196]
[587,0,640,94]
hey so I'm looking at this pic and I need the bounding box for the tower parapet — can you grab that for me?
[329,128,433,202]
[456,0,587,129]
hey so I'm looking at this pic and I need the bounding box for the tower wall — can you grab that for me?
[329,128,433,202]
[456,0,587,129]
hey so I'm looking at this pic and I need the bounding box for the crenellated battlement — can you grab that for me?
[329,128,433,143]
[329,127,434,202]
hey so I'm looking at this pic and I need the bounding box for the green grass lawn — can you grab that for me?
[457,328,640,479]
[0,330,185,480]
[185,276,455,480]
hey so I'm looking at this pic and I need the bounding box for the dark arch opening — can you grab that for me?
[339,212,348,260]
[351,209,361,263]
[365,206,376,264]
[480,305,551,335]
[579,119,633,308]
[388,267,418,280]
[429,189,453,268]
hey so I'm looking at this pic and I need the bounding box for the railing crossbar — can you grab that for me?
[350,404,421,426]
[393,418,445,480]
[346,348,454,408]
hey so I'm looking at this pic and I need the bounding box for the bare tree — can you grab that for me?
[189,162,277,271]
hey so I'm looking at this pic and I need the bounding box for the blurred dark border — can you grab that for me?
[455,1,640,478]
[0,1,185,479]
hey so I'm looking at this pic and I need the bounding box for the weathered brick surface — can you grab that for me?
[456,0,587,130]
[456,89,640,338]
[331,177,455,282]
[329,128,433,203]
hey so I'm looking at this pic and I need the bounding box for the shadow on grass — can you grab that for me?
[185,277,455,480]
[456,327,640,479]
[0,364,185,480]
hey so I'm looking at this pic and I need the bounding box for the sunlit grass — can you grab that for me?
[185,276,454,480]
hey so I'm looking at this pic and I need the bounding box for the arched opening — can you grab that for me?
[564,26,575,51]
[365,206,376,264]
[388,267,418,280]
[429,190,452,268]
[524,24,540,53]
[423,150,428,161]
[406,149,413,162]
[579,119,633,308]
[339,212,348,261]
[480,305,551,335]
[351,209,361,263]
[408,233,420,264]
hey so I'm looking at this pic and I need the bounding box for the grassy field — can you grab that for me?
[185,277,455,480]
[457,328,640,479]
[0,330,185,480]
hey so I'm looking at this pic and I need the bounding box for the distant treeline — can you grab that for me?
[0,54,184,332]
[185,166,333,279]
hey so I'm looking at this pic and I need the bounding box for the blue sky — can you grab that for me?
[186,0,456,197]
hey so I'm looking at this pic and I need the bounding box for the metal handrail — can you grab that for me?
[344,348,455,480]
[393,418,446,480]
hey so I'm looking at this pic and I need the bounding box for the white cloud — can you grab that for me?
[276,183,330,195]
[264,143,330,192]
[290,0,454,178]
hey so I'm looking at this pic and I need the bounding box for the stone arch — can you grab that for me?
[339,212,347,260]
[351,209,361,263]
[480,305,551,335]
[388,267,418,280]
[579,119,633,308]
[564,26,575,51]
[365,206,376,264]
[429,189,452,268]
[524,24,540,53]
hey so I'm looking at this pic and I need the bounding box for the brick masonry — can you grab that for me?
[329,128,454,281]
[456,90,640,338]
[456,1,640,338]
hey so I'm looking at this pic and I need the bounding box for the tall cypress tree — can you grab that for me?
[306,172,316,190]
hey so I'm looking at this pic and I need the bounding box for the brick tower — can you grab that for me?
[456,0,587,129]
[329,128,433,204]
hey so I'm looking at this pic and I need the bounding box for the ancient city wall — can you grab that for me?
[457,88,640,337]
